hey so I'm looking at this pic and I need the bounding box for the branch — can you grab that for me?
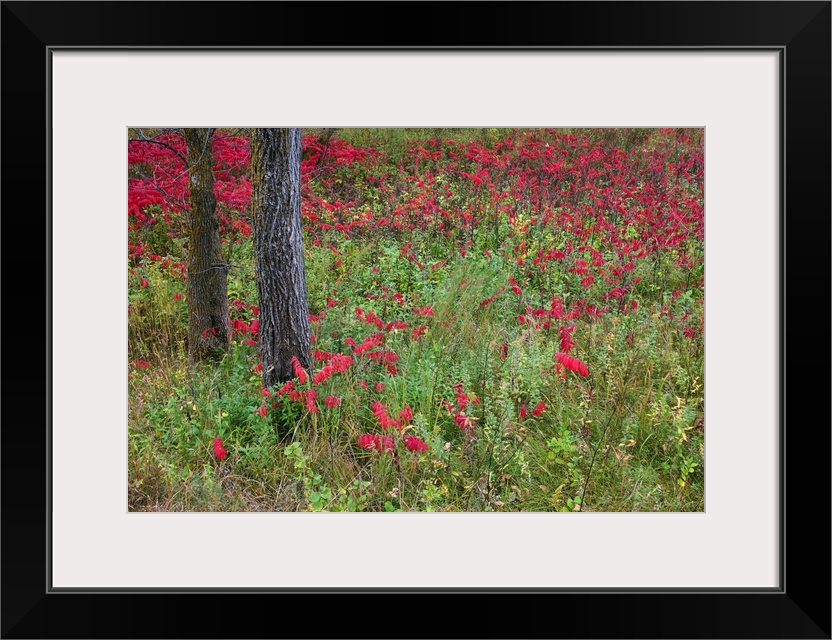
[131,168,189,212]
[129,131,188,166]
[189,263,238,276]
[317,128,336,167]
[213,128,251,141]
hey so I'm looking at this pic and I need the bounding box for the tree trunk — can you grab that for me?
[183,128,230,362]
[251,128,312,387]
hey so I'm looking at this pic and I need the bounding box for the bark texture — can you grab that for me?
[251,128,312,387]
[183,128,230,362]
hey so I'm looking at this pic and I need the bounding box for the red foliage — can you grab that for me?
[403,435,429,453]
[358,433,395,453]
[291,356,308,384]
[399,405,413,424]
[555,352,589,377]
[559,324,577,354]
[213,437,228,460]
[305,388,318,413]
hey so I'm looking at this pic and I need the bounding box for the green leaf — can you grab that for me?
[384,501,395,512]
[309,492,321,503]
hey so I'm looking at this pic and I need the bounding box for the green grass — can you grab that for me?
[129,245,703,512]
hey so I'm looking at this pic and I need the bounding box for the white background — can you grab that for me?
[51,51,779,588]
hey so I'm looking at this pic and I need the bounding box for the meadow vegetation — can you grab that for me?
[128,127,704,512]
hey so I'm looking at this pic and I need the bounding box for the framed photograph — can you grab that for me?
[3,2,828,638]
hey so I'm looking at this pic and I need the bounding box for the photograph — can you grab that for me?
[128,126,705,513]
[2,0,826,634]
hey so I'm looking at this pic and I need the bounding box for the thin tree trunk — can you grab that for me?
[251,128,312,387]
[183,128,230,362]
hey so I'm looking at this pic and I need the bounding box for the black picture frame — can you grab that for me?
[2,2,829,638]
